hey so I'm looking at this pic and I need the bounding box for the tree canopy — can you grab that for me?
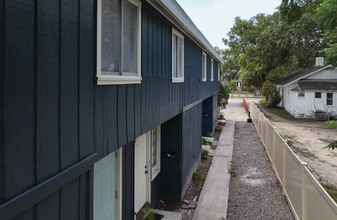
[221,10,330,106]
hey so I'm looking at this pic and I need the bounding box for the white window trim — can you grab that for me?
[97,0,142,85]
[146,126,161,181]
[202,52,207,82]
[172,28,184,83]
[218,64,220,81]
[298,91,305,97]
[210,59,214,81]
[327,92,334,106]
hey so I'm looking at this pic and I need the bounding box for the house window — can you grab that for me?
[172,28,184,83]
[150,126,161,180]
[315,92,321,98]
[97,0,142,85]
[210,59,214,81]
[298,92,305,97]
[202,52,207,81]
[218,64,220,81]
[327,93,333,105]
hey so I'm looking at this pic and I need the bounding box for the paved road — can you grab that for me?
[223,98,262,122]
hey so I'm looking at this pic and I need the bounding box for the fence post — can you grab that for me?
[282,140,287,196]
[302,162,308,220]
[272,126,277,170]
[260,112,264,139]
[265,120,269,151]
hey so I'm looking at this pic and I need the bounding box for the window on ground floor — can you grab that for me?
[327,93,334,105]
[150,126,161,180]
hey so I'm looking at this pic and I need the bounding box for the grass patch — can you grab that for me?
[322,184,337,203]
[192,173,206,189]
[287,140,317,159]
[231,91,254,94]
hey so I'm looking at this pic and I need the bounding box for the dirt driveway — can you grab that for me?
[255,103,337,187]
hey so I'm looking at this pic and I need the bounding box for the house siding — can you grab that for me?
[0,0,220,219]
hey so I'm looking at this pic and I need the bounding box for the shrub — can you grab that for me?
[201,148,210,159]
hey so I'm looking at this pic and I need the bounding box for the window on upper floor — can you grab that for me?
[172,28,184,83]
[202,52,207,81]
[327,93,333,105]
[298,91,305,97]
[210,59,214,81]
[218,64,220,81]
[97,0,142,85]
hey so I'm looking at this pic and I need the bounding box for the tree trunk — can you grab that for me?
[268,92,273,107]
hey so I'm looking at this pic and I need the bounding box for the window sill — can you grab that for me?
[200,78,207,82]
[172,78,184,83]
[97,75,142,85]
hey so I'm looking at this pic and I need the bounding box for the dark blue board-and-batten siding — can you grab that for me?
[0,0,220,219]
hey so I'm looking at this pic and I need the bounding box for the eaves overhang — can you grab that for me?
[280,65,332,88]
[146,0,224,65]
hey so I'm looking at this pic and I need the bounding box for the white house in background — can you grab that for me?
[277,57,337,120]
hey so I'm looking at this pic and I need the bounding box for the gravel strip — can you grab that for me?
[227,122,294,220]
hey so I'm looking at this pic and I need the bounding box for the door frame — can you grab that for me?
[134,134,151,215]
[93,148,122,220]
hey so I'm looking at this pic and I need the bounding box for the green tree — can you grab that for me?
[223,12,329,106]
[323,120,337,151]
[218,81,229,109]
[228,79,236,91]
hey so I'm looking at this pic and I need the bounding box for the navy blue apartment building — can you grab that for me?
[0,0,223,219]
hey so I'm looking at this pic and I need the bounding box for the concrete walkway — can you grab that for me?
[193,98,259,220]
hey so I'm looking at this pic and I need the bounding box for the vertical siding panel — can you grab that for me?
[141,75,146,135]
[157,20,162,76]
[141,7,147,75]
[0,0,4,205]
[122,142,134,220]
[153,16,158,75]
[105,86,118,154]
[61,179,80,220]
[79,0,95,159]
[127,85,135,142]
[134,84,141,138]
[60,0,79,170]
[79,172,89,220]
[147,11,153,75]
[12,208,34,220]
[118,85,127,147]
[36,192,60,220]
[95,87,105,159]
[4,0,36,201]
[36,0,60,185]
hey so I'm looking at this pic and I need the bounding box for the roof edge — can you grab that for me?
[146,0,223,64]
[281,65,331,87]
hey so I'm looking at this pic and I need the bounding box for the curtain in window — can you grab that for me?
[123,0,137,73]
[102,0,120,73]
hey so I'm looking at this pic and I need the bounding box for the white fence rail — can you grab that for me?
[250,101,337,220]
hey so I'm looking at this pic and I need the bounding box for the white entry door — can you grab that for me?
[314,92,323,110]
[94,152,116,220]
[134,134,148,213]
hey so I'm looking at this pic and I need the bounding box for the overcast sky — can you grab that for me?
[176,0,281,49]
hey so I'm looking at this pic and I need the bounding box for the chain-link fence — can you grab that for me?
[250,101,337,220]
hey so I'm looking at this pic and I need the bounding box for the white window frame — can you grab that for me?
[97,0,142,85]
[210,59,214,81]
[202,52,207,81]
[150,126,161,180]
[298,91,305,97]
[218,64,220,81]
[171,28,184,83]
[327,92,334,106]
